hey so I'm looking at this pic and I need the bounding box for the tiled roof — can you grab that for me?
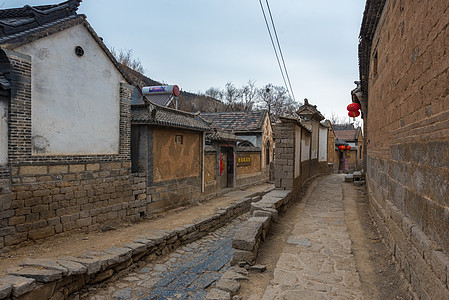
[296,98,325,121]
[206,131,242,142]
[131,103,210,132]
[0,0,81,38]
[0,0,134,86]
[334,129,359,141]
[200,111,267,132]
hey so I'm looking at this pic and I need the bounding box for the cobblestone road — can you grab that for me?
[261,175,364,299]
[86,214,249,300]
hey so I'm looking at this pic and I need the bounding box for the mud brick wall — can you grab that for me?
[364,1,449,298]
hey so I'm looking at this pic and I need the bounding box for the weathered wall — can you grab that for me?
[0,99,7,165]
[153,128,201,182]
[0,47,138,250]
[204,153,217,184]
[16,24,121,155]
[204,152,217,194]
[237,152,261,175]
[364,1,449,298]
[318,126,328,162]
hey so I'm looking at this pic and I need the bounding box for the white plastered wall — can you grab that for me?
[16,24,122,155]
[319,126,328,162]
[0,99,7,165]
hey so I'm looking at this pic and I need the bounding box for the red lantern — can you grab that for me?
[346,145,351,150]
[347,103,361,112]
[338,145,346,150]
[348,110,360,118]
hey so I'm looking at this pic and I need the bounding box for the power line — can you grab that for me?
[258,0,291,100]
[264,0,296,102]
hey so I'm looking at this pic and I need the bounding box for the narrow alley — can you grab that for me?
[77,175,411,300]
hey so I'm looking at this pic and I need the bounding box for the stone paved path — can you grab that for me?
[86,214,249,300]
[262,175,364,299]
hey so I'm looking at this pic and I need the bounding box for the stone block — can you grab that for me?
[267,189,291,199]
[253,208,278,221]
[28,226,55,240]
[8,266,62,283]
[49,165,68,174]
[64,256,101,275]
[86,163,100,171]
[123,242,147,255]
[56,259,87,276]
[232,220,262,251]
[103,247,132,263]
[20,259,68,276]
[0,275,36,298]
[206,288,230,300]
[345,174,354,182]
[79,250,120,269]
[231,249,257,265]
[216,279,240,294]
[20,166,47,175]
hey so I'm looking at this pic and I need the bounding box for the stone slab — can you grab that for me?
[8,266,62,283]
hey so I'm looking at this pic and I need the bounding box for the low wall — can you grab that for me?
[146,176,202,213]
[231,189,292,266]
[0,188,273,299]
[0,161,148,250]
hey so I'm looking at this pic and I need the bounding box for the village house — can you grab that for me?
[200,111,274,189]
[0,0,149,250]
[275,99,332,196]
[131,101,210,213]
[322,120,338,172]
[333,124,364,172]
[357,0,449,298]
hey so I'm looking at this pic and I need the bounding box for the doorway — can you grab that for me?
[220,147,234,189]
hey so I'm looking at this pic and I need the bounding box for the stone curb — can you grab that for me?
[206,189,291,300]
[0,187,274,300]
[230,189,292,266]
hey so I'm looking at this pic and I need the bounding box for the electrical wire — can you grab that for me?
[258,0,291,99]
[264,0,296,102]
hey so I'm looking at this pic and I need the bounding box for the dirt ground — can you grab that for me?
[0,184,273,278]
[238,178,413,300]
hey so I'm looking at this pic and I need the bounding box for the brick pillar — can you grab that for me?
[274,119,295,189]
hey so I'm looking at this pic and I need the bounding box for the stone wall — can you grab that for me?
[362,0,449,298]
[146,176,202,214]
[0,188,273,300]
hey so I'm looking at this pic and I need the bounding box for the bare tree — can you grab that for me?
[256,84,299,121]
[223,82,240,111]
[204,87,223,101]
[111,48,145,74]
[240,80,257,111]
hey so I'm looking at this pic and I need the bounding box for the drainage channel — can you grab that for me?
[82,213,250,300]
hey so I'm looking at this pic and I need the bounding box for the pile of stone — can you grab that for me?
[0,189,272,300]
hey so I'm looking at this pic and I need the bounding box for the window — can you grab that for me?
[175,135,183,144]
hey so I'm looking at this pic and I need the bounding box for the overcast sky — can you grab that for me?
[3,0,366,120]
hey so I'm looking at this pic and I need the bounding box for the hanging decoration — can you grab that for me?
[347,103,361,112]
[219,153,225,176]
[348,110,360,118]
[346,145,352,150]
[338,145,346,150]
